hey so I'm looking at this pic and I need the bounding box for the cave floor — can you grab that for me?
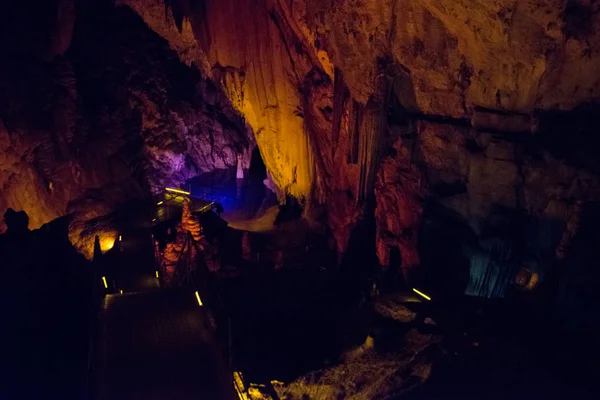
[247,289,599,399]
[93,209,234,399]
[379,294,598,399]
[94,290,234,400]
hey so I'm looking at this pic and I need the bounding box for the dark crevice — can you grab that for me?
[406,111,471,127]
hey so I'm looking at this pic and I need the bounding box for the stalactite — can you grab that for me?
[332,68,349,158]
[357,90,389,204]
[348,101,360,165]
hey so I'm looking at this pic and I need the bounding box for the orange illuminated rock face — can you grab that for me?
[5,0,600,268]
[1,3,250,244]
[118,0,323,200]
[117,0,600,266]
[117,0,364,253]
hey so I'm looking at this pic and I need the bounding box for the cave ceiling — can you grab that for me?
[2,0,600,263]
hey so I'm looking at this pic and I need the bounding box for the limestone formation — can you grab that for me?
[181,200,203,243]
[160,200,204,285]
[116,0,600,267]
[5,0,600,271]
[0,2,251,248]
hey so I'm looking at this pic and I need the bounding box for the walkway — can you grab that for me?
[115,225,160,293]
[92,209,235,399]
[94,290,234,400]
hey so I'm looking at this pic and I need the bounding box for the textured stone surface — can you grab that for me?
[5,0,600,267]
[118,0,323,200]
[375,134,425,275]
[305,0,600,114]
[275,328,440,400]
[0,3,251,245]
[115,0,600,263]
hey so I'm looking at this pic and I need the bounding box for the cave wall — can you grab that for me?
[4,0,600,270]
[119,0,600,267]
[302,0,600,269]
[305,0,600,113]
[118,0,383,254]
[118,0,332,200]
[0,1,252,255]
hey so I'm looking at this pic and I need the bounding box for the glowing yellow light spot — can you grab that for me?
[118,235,122,242]
[100,238,115,252]
[155,271,159,278]
[120,289,123,294]
[233,371,249,400]
[413,288,431,301]
[152,218,157,222]
[526,272,540,291]
[157,201,163,205]
[102,276,108,289]
[165,187,190,195]
[195,291,203,306]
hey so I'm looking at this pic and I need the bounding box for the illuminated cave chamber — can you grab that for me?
[0,1,253,256]
[3,0,600,328]
[138,2,600,383]
[186,144,274,220]
[4,0,600,397]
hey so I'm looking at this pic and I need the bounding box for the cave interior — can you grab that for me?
[2,0,600,399]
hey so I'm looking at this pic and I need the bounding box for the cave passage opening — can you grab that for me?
[248,146,267,182]
[187,144,274,221]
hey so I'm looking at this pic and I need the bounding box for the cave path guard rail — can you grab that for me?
[88,229,235,399]
[151,186,216,225]
[155,228,234,370]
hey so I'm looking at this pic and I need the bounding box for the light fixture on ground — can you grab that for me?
[165,187,190,195]
[195,291,203,306]
[412,288,431,301]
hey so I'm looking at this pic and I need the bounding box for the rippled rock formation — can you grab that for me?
[118,0,600,272]
[4,0,600,272]
[0,1,252,246]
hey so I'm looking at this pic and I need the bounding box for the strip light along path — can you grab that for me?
[93,227,234,399]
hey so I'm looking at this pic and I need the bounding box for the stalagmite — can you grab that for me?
[181,200,203,243]
[160,200,204,285]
